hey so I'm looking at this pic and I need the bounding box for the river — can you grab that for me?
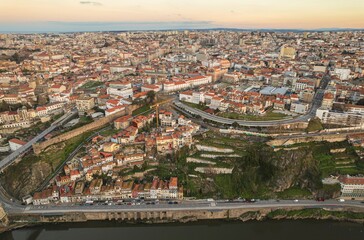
[1,220,363,240]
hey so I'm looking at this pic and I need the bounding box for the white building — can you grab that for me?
[163,81,189,92]
[163,76,212,92]
[210,96,223,110]
[179,91,193,102]
[334,68,351,81]
[8,138,26,151]
[316,109,364,127]
[107,87,133,99]
[339,175,364,199]
[290,101,309,114]
[141,84,161,92]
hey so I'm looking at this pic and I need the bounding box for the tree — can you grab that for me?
[306,117,323,133]
[146,91,156,104]
[232,121,240,129]
[357,98,364,106]
[0,100,9,111]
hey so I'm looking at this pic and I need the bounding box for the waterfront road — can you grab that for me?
[0,110,77,170]
[6,199,364,215]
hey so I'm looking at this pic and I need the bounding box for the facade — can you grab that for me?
[107,86,133,99]
[316,109,364,127]
[280,45,296,59]
[339,175,364,199]
[76,97,95,113]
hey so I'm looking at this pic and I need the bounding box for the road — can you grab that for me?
[174,77,329,127]
[7,199,364,215]
[0,110,77,170]
[174,89,322,127]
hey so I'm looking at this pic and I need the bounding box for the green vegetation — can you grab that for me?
[267,208,364,220]
[311,141,363,177]
[0,100,26,112]
[277,186,312,199]
[306,117,324,132]
[99,128,119,137]
[357,98,364,106]
[217,111,289,121]
[180,131,364,200]
[64,116,93,132]
[182,101,209,111]
[0,131,95,197]
[132,104,152,116]
[30,132,88,170]
[319,184,341,199]
[80,81,104,89]
[183,132,278,199]
[146,91,156,104]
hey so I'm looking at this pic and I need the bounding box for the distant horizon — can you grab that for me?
[1,0,364,32]
[0,21,363,34]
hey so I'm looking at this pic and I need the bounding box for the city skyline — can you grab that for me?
[1,0,364,32]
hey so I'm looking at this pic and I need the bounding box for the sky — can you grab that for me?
[0,0,363,32]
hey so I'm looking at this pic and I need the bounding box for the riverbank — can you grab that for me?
[2,207,364,235]
[2,219,364,240]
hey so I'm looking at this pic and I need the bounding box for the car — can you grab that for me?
[338,199,345,202]
[293,199,299,202]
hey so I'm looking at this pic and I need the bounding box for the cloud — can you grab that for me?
[79,1,102,6]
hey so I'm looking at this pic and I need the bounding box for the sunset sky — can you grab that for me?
[1,0,363,32]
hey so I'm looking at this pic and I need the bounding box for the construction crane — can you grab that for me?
[150,98,173,128]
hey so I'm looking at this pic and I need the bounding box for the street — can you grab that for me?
[10,199,364,215]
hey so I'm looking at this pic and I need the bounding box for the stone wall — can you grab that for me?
[267,133,348,147]
[0,205,9,226]
[7,207,281,224]
[196,145,234,153]
[33,105,137,155]
[186,157,216,165]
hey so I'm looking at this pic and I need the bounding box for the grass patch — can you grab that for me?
[217,111,289,121]
[81,81,104,89]
[40,132,93,168]
[64,116,93,132]
[132,104,151,116]
[277,186,312,199]
[1,130,96,197]
[267,208,364,220]
[182,101,209,111]
[99,128,119,137]
[306,118,323,132]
